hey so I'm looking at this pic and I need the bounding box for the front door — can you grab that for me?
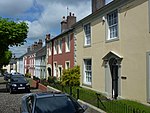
[109,58,118,99]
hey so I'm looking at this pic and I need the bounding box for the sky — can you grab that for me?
[0,0,112,57]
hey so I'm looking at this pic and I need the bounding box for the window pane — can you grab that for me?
[84,23,91,45]
[107,10,118,40]
[84,59,92,84]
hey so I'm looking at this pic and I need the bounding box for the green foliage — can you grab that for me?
[61,66,80,86]
[0,51,12,67]
[48,76,58,84]
[25,73,31,78]
[0,17,28,68]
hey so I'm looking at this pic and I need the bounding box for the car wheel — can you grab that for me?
[6,88,9,92]
[27,89,31,93]
[9,88,13,94]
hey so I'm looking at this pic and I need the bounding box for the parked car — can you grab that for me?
[6,75,30,94]
[11,72,24,76]
[4,72,11,81]
[21,92,87,113]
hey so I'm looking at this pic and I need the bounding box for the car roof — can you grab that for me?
[11,75,25,78]
[25,92,67,99]
[36,92,67,98]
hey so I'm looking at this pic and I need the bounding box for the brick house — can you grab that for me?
[46,12,76,79]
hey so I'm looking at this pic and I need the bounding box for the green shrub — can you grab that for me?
[48,76,58,84]
[61,66,80,86]
[33,76,40,81]
[25,73,31,78]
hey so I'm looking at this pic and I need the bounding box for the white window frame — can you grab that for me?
[65,35,70,52]
[58,65,63,80]
[54,40,58,55]
[58,38,62,54]
[83,59,92,85]
[84,23,91,46]
[107,10,118,41]
[65,61,70,69]
[53,62,57,77]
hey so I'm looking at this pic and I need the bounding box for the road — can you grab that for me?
[0,76,104,113]
[0,76,40,113]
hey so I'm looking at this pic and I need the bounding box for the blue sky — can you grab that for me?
[0,0,112,57]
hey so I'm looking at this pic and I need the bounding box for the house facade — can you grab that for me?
[73,0,150,103]
[17,55,24,74]
[35,46,46,79]
[24,39,43,78]
[46,12,76,79]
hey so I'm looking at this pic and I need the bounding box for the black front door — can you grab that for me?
[109,58,118,99]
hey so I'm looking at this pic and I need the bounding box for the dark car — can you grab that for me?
[6,75,30,94]
[4,72,11,81]
[21,92,87,113]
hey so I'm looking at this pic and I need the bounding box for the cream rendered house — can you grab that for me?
[73,0,150,103]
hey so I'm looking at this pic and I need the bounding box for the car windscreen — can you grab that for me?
[11,77,27,83]
[34,96,77,113]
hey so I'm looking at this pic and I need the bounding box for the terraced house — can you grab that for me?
[73,0,150,104]
[24,39,44,78]
[46,12,76,79]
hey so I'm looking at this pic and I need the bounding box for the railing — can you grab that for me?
[96,93,150,113]
[48,83,150,113]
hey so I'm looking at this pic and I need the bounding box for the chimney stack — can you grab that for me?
[61,16,67,32]
[45,34,51,43]
[92,0,105,13]
[33,42,38,50]
[37,39,43,49]
[27,46,31,53]
[67,12,76,29]
[61,12,76,33]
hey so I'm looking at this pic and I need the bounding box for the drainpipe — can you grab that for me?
[52,40,54,77]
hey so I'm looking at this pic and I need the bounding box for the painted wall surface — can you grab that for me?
[47,32,74,78]
[53,33,74,69]
[18,59,24,74]
[75,0,150,103]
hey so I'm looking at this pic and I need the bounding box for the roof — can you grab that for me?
[46,28,73,43]
[9,58,17,64]
[102,51,123,61]
[35,46,46,58]
[72,0,132,28]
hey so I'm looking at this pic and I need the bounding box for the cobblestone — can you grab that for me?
[0,76,104,113]
[0,76,40,113]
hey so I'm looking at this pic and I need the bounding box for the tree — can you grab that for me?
[0,17,28,68]
[61,66,80,86]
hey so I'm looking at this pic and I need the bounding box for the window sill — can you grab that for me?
[106,37,119,43]
[84,44,91,48]
[65,51,70,53]
[82,83,92,87]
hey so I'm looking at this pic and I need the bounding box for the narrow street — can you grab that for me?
[0,76,40,113]
[0,76,104,113]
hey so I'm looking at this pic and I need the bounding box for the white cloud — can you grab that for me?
[0,0,33,16]
[27,0,91,38]
[8,0,91,57]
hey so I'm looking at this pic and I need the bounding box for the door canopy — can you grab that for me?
[102,51,123,66]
